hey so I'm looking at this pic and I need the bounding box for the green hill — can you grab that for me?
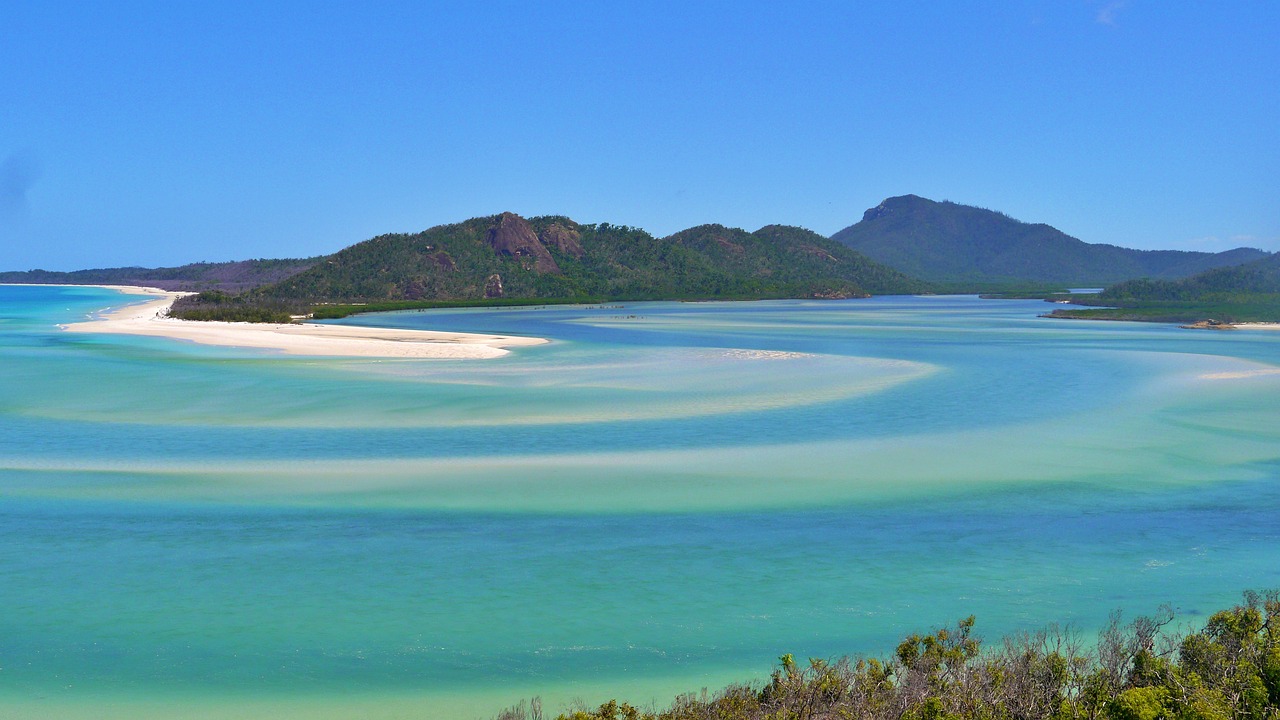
[830,195,1266,286]
[242,212,927,312]
[1099,251,1280,301]
[1045,252,1280,324]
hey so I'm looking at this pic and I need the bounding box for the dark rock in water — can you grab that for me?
[487,212,560,273]
[484,273,504,298]
[540,222,584,259]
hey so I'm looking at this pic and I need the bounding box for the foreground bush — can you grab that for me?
[498,591,1280,720]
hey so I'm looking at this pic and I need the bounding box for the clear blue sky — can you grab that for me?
[2,1,1277,270]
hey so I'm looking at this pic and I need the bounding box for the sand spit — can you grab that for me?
[58,287,547,359]
[1232,323,1280,331]
[1200,368,1280,380]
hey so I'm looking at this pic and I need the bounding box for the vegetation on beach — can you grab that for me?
[167,290,307,323]
[967,286,1078,299]
[1046,301,1280,324]
[308,296,604,320]
[499,591,1280,720]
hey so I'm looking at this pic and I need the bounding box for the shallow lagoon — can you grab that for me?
[2,285,1279,718]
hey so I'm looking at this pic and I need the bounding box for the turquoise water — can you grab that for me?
[2,285,1280,718]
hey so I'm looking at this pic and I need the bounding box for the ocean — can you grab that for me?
[2,284,1278,718]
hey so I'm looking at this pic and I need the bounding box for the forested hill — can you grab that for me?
[0,258,320,292]
[1043,252,1280,324]
[830,195,1266,286]
[253,212,928,305]
[1099,251,1280,301]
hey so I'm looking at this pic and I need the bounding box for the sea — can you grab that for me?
[2,284,1279,718]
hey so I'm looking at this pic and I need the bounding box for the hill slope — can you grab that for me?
[1044,252,1280,324]
[1099,251,1280,301]
[254,212,929,305]
[831,195,1266,285]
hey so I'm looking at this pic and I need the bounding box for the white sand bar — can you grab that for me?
[1233,323,1280,331]
[59,286,547,359]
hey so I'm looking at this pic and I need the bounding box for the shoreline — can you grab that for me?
[1179,321,1280,331]
[1231,322,1280,330]
[1042,310,1280,330]
[54,285,548,359]
[1,282,175,295]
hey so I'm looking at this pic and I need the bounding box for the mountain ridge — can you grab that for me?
[249,212,928,308]
[831,195,1266,285]
[4,200,1272,324]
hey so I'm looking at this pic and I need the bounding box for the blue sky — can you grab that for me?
[1,1,1277,270]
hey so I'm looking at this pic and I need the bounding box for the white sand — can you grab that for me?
[1231,323,1280,331]
[58,286,547,359]
[1200,368,1280,380]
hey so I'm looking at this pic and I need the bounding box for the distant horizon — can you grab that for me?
[2,3,1276,270]
[2,195,1275,273]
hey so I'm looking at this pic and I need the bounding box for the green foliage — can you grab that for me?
[1053,253,1280,323]
[493,591,1280,720]
[1106,687,1169,720]
[1045,303,1280,324]
[167,290,305,324]
[309,296,604,320]
[558,700,642,720]
[251,214,929,309]
[1044,254,1280,324]
[7,212,934,323]
[1101,253,1280,302]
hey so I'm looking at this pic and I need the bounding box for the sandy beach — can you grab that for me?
[1232,323,1280,331]
[58,286,547,358]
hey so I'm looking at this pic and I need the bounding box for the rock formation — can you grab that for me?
[487,212,560,273]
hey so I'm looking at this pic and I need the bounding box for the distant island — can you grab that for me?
[4,197,1275,325]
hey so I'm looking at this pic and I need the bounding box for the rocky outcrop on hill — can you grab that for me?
[487,212,560,273]
[540,222,585,258]
[483,273,504,298]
